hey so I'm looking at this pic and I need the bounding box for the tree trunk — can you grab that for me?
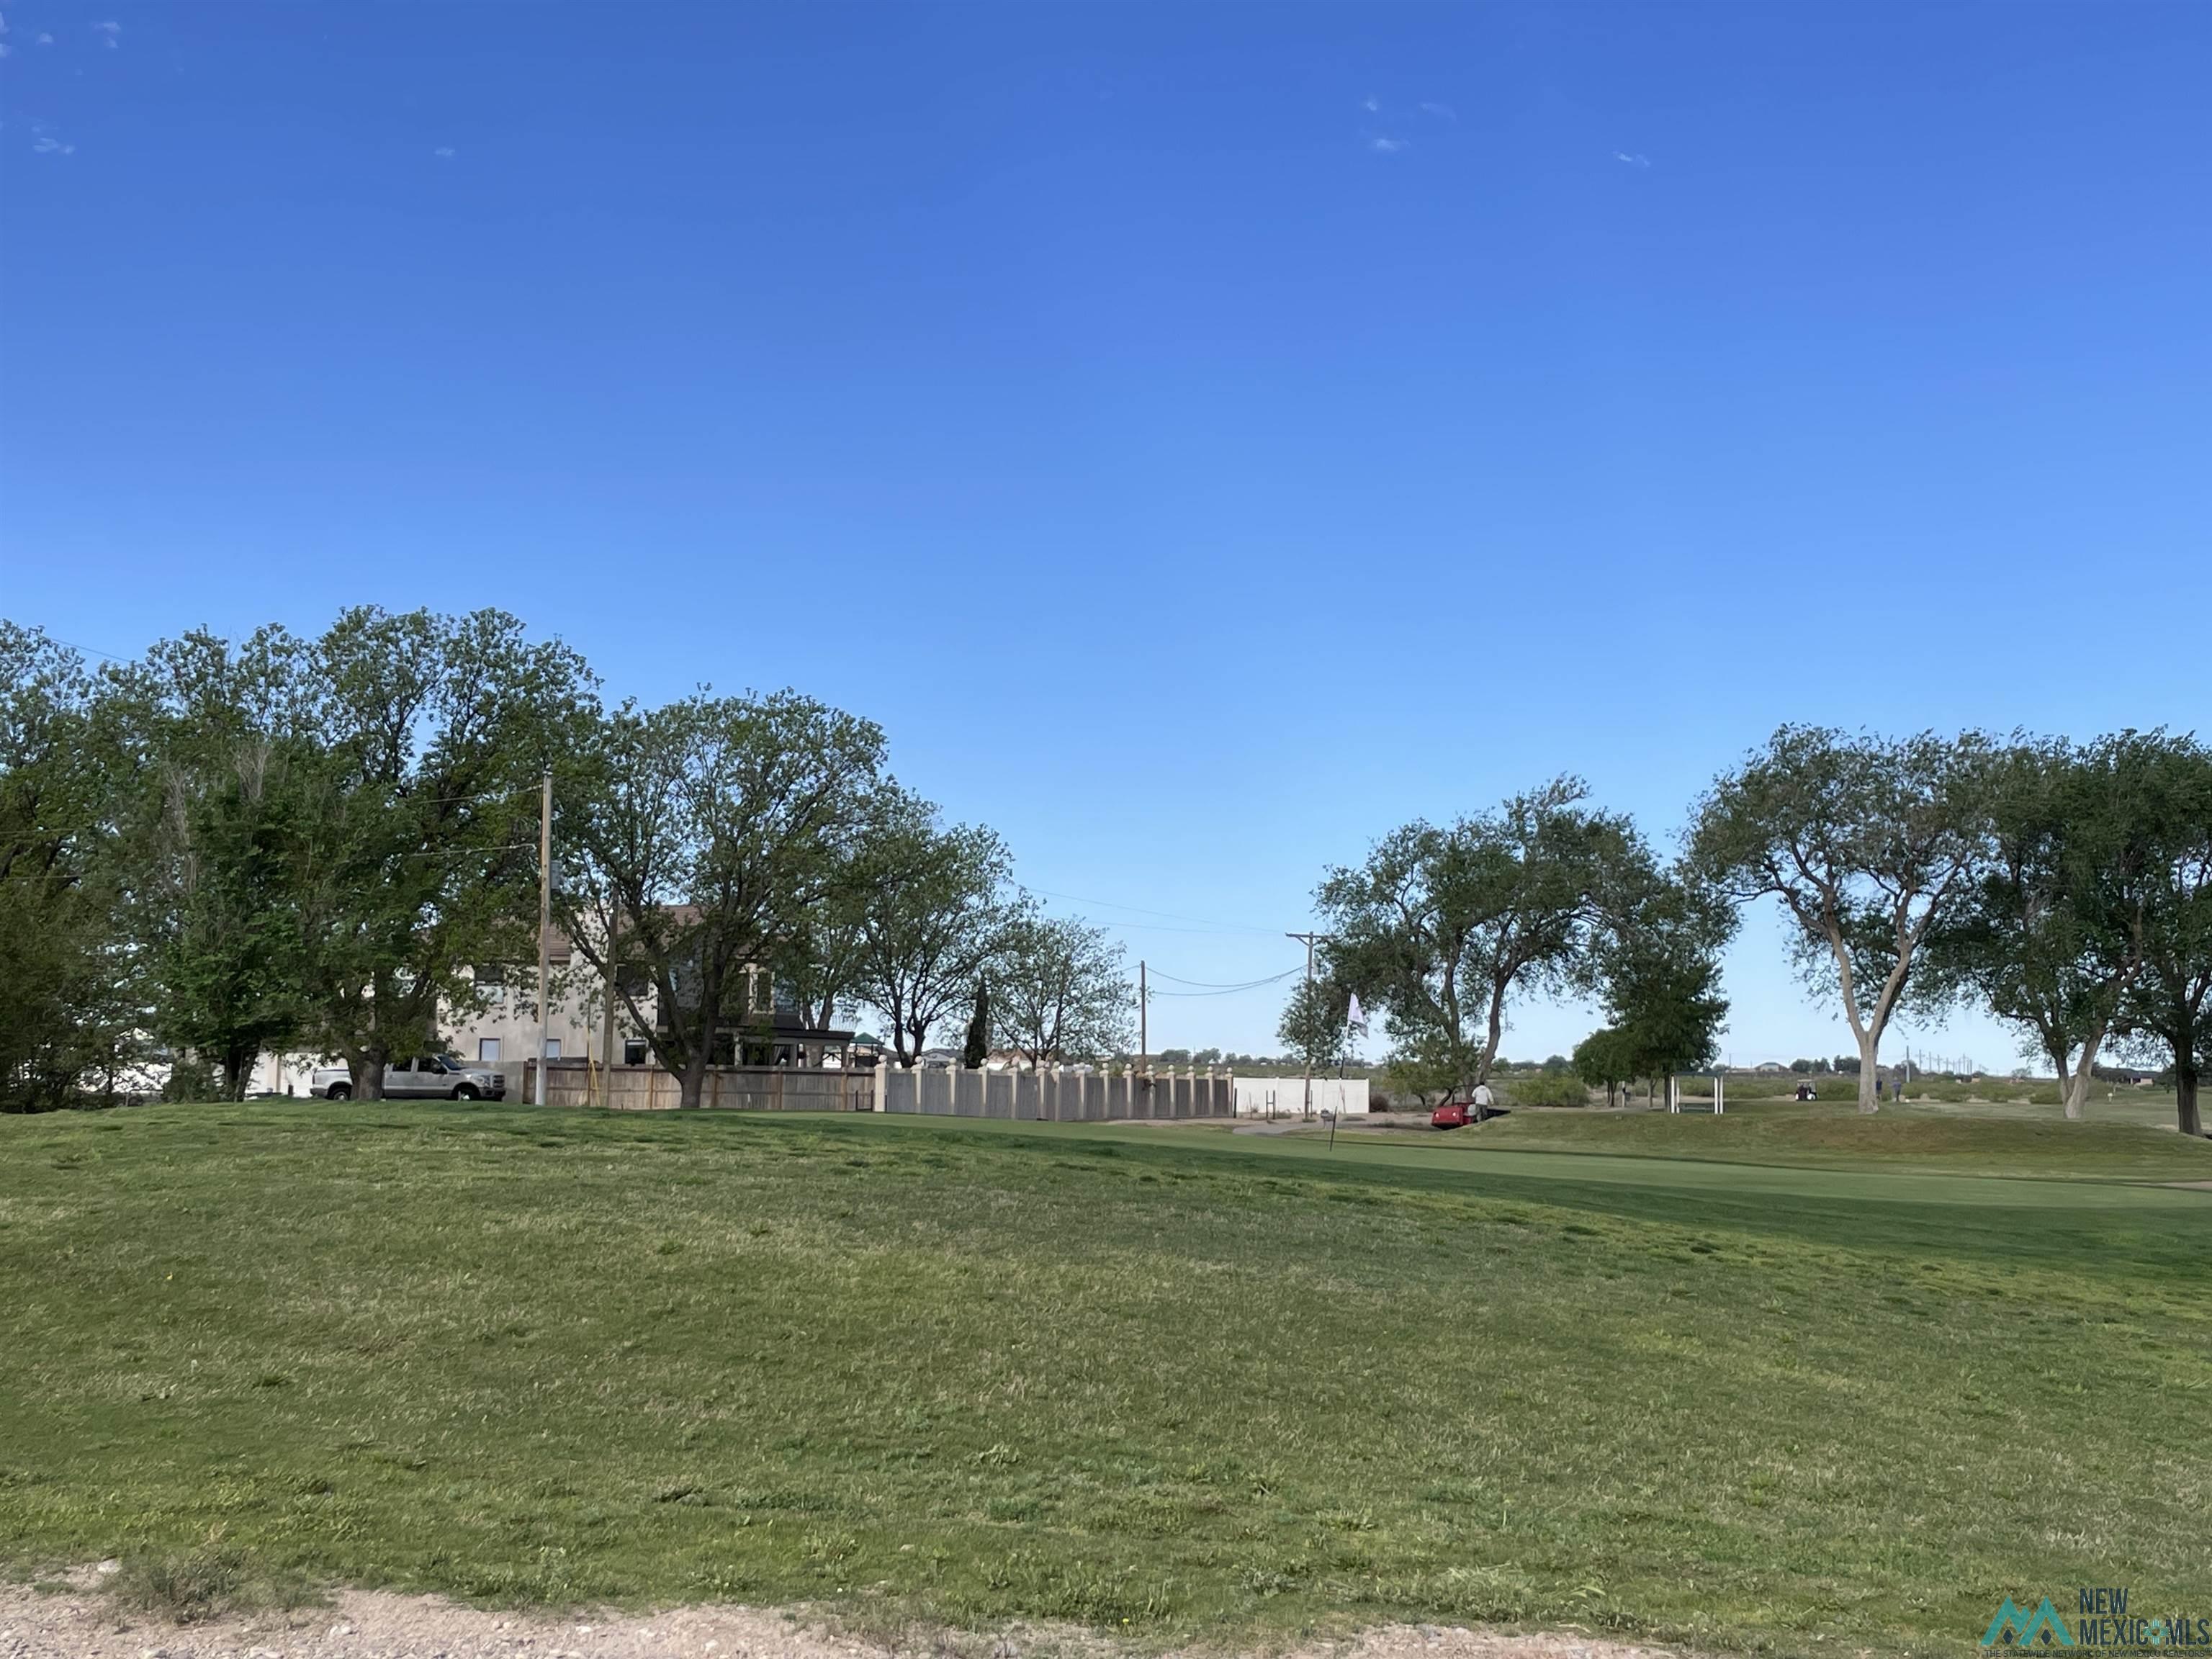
[2063,1028,2107,1121]
[1856,1029,1881,1113]
[2179,1059,2202,1139]
[1480,984,1508,1084]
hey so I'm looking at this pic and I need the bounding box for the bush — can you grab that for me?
[160,1057,220,1103]
[107,1540,320,1625]
[1501,1071,1592,1109]
[111,1545,247,1624]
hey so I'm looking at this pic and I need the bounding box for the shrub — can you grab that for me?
[1501,1071,1592,1109]
[110,1545,247,1624]
[107,1541,320,1625]
[160,1057,220,1103]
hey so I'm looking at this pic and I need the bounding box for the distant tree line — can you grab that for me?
[0,613,1134,1112]
[1308,727,2212,1136]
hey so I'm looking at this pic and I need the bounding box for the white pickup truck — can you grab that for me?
[310,1054,508,1101]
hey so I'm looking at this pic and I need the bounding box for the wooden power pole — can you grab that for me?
[535,769,552,1107]
[598,902,618,1107]
[1287,931,1321,1119]
[1138,959,1147,1065]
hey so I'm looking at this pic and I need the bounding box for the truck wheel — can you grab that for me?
[327,1084,351,1100]
[452,1084,478,1101]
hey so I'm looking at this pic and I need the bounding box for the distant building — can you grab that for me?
[251,914,855,1094]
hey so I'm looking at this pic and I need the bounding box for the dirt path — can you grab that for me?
[1,1578,1683,1659]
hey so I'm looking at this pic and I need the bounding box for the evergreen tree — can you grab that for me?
[962,979,992,1069]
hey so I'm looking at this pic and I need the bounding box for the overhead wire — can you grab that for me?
[1145,968,1303,998]
[1147,966,1303,989]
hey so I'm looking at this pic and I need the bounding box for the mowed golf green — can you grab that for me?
[3,1102,2208,1655]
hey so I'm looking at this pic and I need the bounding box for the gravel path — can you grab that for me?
[1,1578,1683,1659]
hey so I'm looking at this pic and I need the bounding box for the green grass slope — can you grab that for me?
[1394,1100,2212,1182]
[2,1102,2207,1657]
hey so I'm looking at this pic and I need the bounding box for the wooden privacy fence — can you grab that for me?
[525,1058,874,1112]
[880,1066,1233,1120]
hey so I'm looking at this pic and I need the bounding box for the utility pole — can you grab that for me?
[535,769,552,1107]
[598,900,619,1108]
[1138,960,1147,1066]
[1287,931,1321,1120]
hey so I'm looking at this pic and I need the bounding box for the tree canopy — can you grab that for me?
[1688,726,1990,1112]
[554,691,886,1109]
[1318,778,1653,1095]
[6,614,2204,1136]
[2106,732,2212,1138]
[848,793,1015,1067]
[1920,735,2163,1118]
[1276,976,1350,1078]
[992,913,1133,1066]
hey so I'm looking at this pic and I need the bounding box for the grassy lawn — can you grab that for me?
[3,1102,2208,1656]
[1374,1099,2212,1182]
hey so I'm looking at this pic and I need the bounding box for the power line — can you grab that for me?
[1147,965,1303,989]
[40,634,136,666]
[1146,968,1301,998]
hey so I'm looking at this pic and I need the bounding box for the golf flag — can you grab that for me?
[1346,992,1366,1030]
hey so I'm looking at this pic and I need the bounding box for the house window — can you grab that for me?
[623,1039,648,1066]
[478,1038,501,1064]
[544,1039,562,1060]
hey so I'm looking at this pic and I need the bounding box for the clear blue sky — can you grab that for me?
[4,3,2207,1064]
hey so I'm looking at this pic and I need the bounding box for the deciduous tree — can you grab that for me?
[1688,727,1990,1112]
[555,692,886,1109]
[1318,778,1651,1097]
[0,627,146,1110]
[850,797,1015,1066]
[1922,736,2159,1118]
[2109,733,2212,1138]
[109,628,321,1100]
[993,914,1132,1066]
[1276,976,1349,1079]
[1599,873,1731,1094]
[293,608,595,1097]
[1571,1027,1638,1108]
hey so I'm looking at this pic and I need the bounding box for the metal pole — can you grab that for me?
[535,769,552,1107]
